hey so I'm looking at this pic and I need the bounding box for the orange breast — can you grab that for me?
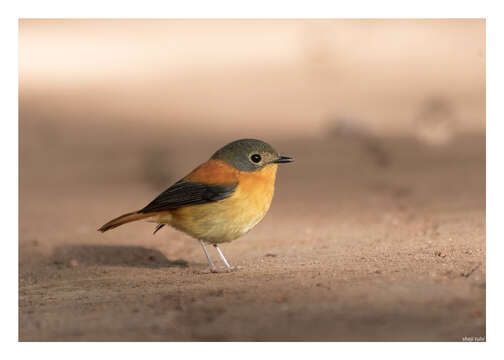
[233,163,278,221]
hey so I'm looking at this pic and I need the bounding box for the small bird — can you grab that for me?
[98,139,293,272]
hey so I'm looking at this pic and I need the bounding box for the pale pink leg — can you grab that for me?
[199,240,216,272]
[213,244,231,270]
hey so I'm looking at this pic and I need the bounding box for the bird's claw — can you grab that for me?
[196,265,240,274]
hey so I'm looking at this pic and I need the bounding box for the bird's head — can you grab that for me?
[211,138,294,172]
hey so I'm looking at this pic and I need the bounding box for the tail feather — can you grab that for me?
[98,211,154,232]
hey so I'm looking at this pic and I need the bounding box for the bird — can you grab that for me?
[98,138,293,272]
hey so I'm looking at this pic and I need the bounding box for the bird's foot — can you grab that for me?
[223,265,241,272]
[196,265,241,274]
[198,267,219,274]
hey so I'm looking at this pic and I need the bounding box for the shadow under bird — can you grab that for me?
[99,138,294,272]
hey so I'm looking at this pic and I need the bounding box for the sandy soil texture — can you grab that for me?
[19,131,485,341]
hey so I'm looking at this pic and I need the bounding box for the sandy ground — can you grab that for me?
[19,129,485,341]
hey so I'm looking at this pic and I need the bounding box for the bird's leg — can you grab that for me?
[213,244,232,270]
[199,240,217,272]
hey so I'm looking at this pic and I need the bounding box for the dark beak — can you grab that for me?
[273,155,294,164]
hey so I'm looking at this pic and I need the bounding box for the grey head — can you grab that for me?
[211,138,293,172]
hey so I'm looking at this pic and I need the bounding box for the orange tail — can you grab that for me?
[98,211,154,232]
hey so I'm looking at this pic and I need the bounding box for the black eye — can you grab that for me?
[250,154,262,163]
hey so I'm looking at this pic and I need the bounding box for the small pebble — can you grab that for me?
[69,259,79,268]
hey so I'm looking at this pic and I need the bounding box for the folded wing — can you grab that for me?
[139,179,237,214]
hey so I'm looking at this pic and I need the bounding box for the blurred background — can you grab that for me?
[19,19,485,184]
[19,19,484,189]
[19,19,485,341]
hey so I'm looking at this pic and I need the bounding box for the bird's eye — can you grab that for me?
[250,154,262,163]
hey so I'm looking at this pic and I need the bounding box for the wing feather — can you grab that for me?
[139,179,237,214]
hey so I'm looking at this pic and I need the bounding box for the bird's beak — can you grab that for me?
[273,155,294,164]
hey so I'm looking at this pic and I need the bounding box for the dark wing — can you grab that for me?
[139,179,237,214]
